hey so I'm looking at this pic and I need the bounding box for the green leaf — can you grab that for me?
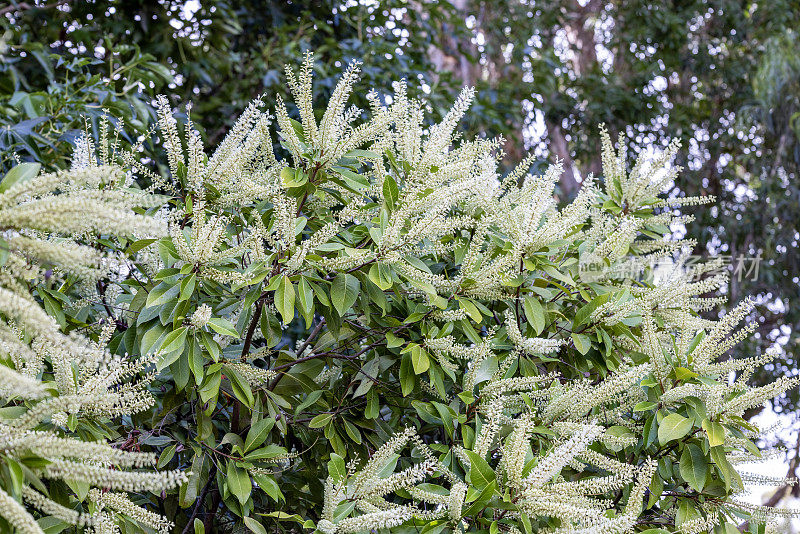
[244,444,288,461]
[383,174,399,209]
[161,326,188,355]
[7,458,22,496]
[281,167,307,188]
[157,444,177,469]
[658,413,693,445]
[702,418,725,447]
[252,472,284,503]
[679,443,708,492]
[571,332,591,355]
[297,277,314,327]
[411,345,430,374]
[207,317,239,338]
[332,167,370,189]
[226,460,252,505]
[464,450,496,490]
[400,353,414,396]
[458,298,483,323]
[675,367,699,380]
[368,263,393,290]
[141,324,167,358]
[634,401,658,412]
[179,273,196,302]
[181,453,207,508]
[461,480,497,517]
[309,413,333,428]
[198,370,222,404]
[523,296,546,335]
[0,237,8,267]
[331,274,359,316]
[0,162,40,193]
[260,308,282,347]
[573,292,610,328]
[327,453,346,482]
[365,389,379,419]
[225,365,255,409]
[146,281,180,308]
[199,331,220,360]
[346,149,380,159]
[433,401,455,438]
[295,390,323,415]
[342,418,362,444]
[385,332,403,348]
[188,337,204,385]
[127,238,157,255]
[244,418,275,453]
[275,275,295,325]
[710,445,742,492]
[243,517,267,534]
[194,518,205,534]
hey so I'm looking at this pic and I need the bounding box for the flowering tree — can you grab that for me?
[0,54,797,533]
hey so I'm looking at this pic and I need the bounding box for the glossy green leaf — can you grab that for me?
[571,332,591,355]
[330,273,359,316]
[275,275,296,325]
[327,453,346,482]
[411,345,430,374]
[160,326,187,355]
[523,296,546,335]
[368,262,393,290]
[207,317,240,338]
[146,281,180,308]
[226,460,252,505]
[679,443,708,492]
[225,365,255,409]
[658,413,693,445]
[382,174,399,209]
[463,450,496,490]
[309,413,333,428]
[244,417,276,453]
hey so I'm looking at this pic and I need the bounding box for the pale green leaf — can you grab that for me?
[464,450,496,490]
[658,413,692,445]
[702,418,725,447]
[411,345,430,374]
[0,162,40,193]
[243,517,267,534]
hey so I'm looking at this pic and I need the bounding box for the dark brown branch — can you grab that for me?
[240,295,266,362]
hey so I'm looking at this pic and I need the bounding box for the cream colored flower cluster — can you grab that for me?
[310,105,797,531]
[34,51,798,533]
[0,160,183,532]
[318,427,465,533]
